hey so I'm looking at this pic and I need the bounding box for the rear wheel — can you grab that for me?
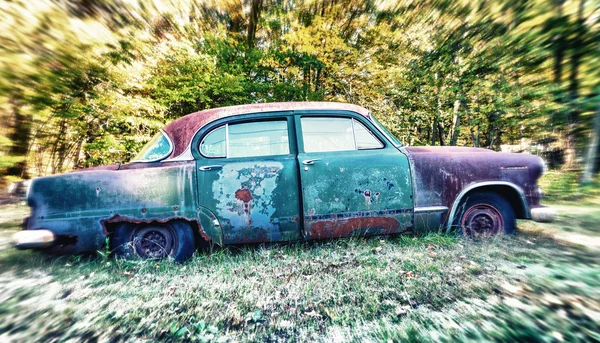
[453,192,516,238]
[111,220,195,262]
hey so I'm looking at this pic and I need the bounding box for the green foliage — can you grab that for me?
[538,171,600,201]
[0,0,598,177]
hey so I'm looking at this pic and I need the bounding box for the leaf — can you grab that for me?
[175,327,188,337]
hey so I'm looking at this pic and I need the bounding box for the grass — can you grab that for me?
[0,176,598,342]
[537,171,600,202]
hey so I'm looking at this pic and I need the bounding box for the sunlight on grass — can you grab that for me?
[0,195,598,342]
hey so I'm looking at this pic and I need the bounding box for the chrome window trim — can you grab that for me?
[163,145,194,162]
[351,117,358,150]
[225,123,230,158]
[414,206,449,213]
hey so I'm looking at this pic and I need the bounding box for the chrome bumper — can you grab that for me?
[11,230,55,249]
[531,207,557,223]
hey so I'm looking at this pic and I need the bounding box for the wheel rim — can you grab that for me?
[461,204,504,239]
[133,226,175,259]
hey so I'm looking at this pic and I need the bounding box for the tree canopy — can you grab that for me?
[0,0,598,180]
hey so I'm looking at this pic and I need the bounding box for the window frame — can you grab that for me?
[199,118,293,159]
[299,115,385,154]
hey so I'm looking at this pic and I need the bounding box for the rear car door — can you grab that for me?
[196,114,302,244]
[295,112,414,239]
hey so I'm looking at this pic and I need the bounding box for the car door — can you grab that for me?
[196,115,302,244]
[295,113,414,239]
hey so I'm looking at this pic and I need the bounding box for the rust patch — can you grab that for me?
[309,217,401,239]
[224,227,269,244]
[235,188,253,203]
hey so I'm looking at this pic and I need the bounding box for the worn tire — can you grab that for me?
[110,220,195,262]
[452,192,516,238]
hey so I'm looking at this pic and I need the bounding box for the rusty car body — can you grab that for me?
[13,102,556,261]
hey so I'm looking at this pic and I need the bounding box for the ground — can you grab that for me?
[0,172,598,342]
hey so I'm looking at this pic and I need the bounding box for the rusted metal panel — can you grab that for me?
[405,146,545,223]
[25,161,218,252]
[297,128,414,239]
[196,160,302,244]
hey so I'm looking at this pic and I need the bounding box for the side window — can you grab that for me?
[353,119,384,150]
[200,126,226,158]
[301,117,383,153]
[301,117,355,153]
[200,120,290,158]
[229,121,289,158]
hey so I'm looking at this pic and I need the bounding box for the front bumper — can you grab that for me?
[11,230,55,249]
[531,206,557,223]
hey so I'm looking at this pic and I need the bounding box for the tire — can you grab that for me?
[110,220,195,262]
[452,192,516,239]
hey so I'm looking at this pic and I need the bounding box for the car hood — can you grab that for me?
[405,145,545,209]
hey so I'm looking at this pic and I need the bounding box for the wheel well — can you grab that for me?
[104,218,210,250]
[457,185,528,219]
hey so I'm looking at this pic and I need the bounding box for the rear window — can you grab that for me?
[132,131,173,162]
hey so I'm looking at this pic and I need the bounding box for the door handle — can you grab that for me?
[302,158,322,165]
[199,165,223,171]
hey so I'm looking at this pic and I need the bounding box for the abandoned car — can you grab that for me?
[13,102,556,261]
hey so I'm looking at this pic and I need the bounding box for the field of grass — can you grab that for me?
[0,174,598,342]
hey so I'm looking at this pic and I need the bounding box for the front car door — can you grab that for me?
[295,111,414,239]
[195,113,302,244]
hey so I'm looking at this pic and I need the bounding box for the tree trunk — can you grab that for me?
[564,0,586,169]
[247,0,263,49]
[553,0,566,85]
[582,100,600,183]
[6,92,32,178]
[431,116,437,145]
[437,121,446,146]
[450,99,461,146]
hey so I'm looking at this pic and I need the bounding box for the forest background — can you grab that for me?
[0,0,598,184]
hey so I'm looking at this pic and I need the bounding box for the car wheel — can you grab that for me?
[453,192,516,238]
[111,220,195,262]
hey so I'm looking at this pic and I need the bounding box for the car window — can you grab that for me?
[229,121,289,158]
[200,120,290,158]
[353,119,383,149]
[301,117,383,153]
[132,131,173,162]
[301,117,355,153]
[200,126,226,158]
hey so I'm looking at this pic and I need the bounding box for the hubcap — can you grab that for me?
[461,205,504,239]
[133,226,175,259]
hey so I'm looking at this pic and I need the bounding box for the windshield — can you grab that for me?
[132,131,173,162]
[370,115,402,147]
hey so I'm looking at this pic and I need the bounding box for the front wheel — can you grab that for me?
[111,220,195,262]
[453,192,516,239]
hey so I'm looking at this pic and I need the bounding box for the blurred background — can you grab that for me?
[0,0,598,187]
[0,2,599,342]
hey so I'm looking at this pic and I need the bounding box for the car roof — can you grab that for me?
[163,101,370,158]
